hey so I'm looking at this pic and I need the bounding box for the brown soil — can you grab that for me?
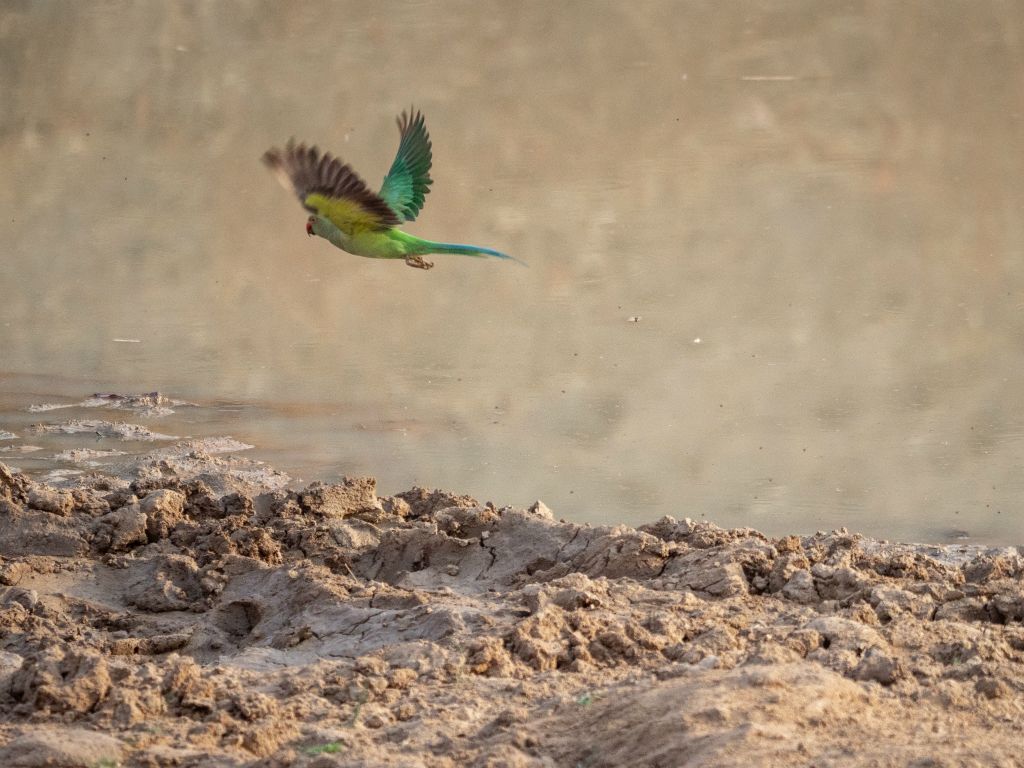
[1,453,1023,767]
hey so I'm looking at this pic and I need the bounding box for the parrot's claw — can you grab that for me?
[405,255,434,270]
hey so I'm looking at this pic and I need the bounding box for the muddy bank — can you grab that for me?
[1,452,1023,767]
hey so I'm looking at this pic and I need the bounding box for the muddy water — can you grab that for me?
[2,2,1024,543]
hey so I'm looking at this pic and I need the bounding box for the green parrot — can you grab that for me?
[263,109,518,270]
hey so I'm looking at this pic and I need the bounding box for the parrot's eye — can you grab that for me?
[305,217,314,236]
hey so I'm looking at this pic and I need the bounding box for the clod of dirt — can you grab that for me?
[0,727,124,767]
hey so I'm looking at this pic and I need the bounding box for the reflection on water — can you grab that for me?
[2,2,1024,544]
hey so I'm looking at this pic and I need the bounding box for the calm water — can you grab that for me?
[2,2,1024,544]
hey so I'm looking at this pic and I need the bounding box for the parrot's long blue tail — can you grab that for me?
[421,240,526,266]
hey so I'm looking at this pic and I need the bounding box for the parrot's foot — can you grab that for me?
[404,255,434,270]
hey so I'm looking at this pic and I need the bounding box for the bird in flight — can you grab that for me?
[263,109,518,270]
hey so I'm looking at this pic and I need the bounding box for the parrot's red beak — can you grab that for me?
[305,218,314,237]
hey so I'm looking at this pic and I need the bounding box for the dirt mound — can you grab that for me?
[1,459,1023,766]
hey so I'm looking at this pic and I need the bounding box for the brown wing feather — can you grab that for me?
[262,139,400,230]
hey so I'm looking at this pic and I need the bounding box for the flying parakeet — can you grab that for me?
[263,109,517,270]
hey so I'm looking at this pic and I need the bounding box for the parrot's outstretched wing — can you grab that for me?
[262,139,400,233]
[379,109,433,222]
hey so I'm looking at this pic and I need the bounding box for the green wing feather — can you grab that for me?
[379,109,433,222]
[262,139,399,233]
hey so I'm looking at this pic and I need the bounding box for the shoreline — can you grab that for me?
[1,444,1023,767]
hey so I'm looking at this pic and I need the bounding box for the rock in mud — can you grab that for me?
[91,504,148,552]
[26,487,74,516]
[140,487,187,540]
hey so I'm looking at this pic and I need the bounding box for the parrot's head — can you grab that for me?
[305,216,316,237]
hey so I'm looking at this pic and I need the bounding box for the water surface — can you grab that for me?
[3,2,1024,543]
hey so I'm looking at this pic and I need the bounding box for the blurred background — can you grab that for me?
[2,1,1023,543]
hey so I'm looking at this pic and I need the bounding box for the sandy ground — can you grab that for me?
[1,424,1024,767]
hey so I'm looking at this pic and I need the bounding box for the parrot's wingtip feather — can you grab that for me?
[261,148,282,168]
[262,144,301,196]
